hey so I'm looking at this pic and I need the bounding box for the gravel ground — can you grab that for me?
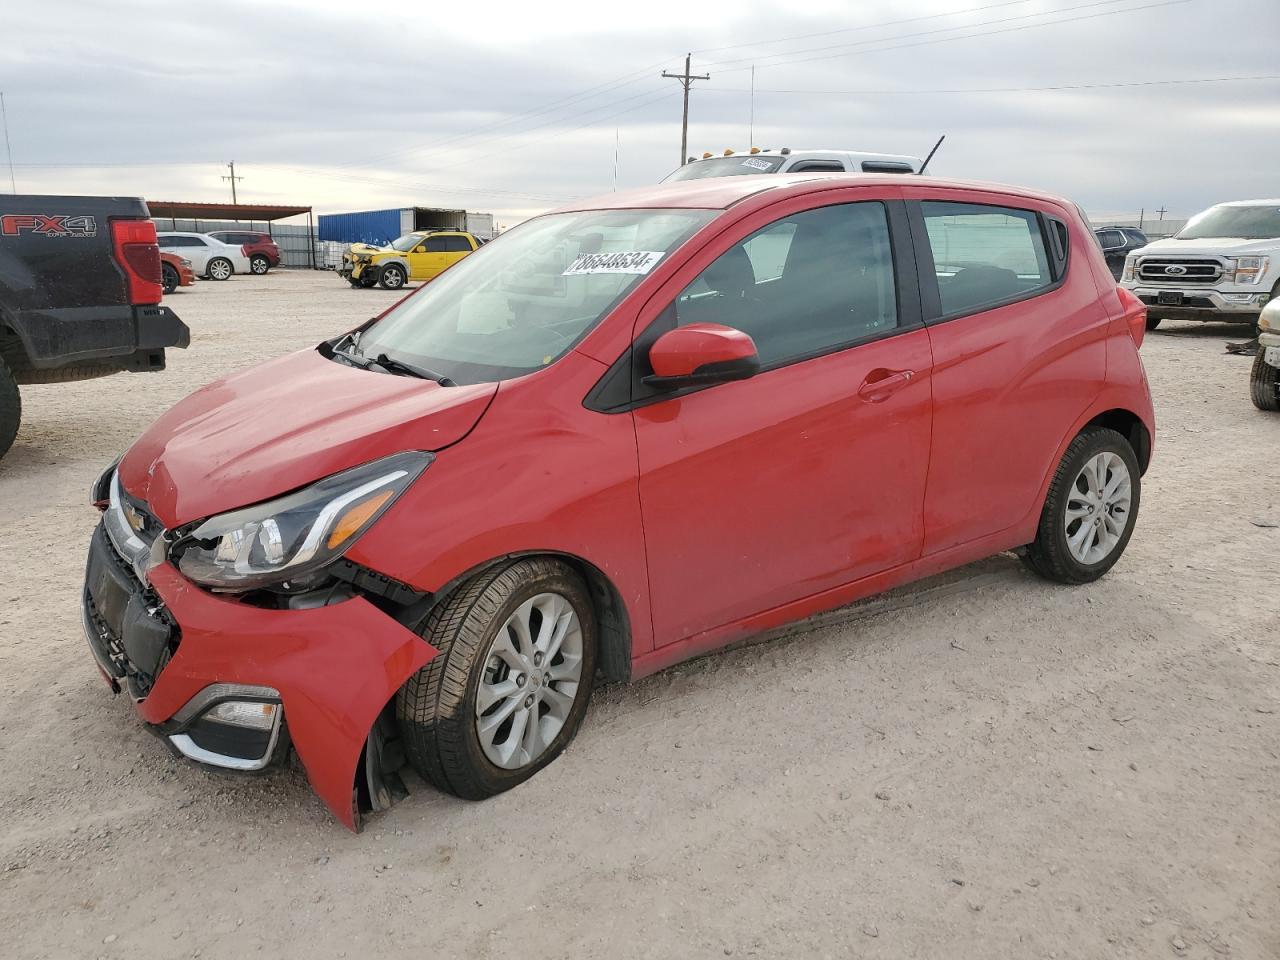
[0,270,1276,960]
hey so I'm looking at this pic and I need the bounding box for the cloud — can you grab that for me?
[2,0,1277,223]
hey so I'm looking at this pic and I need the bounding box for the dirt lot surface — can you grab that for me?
[0,270,1276,959]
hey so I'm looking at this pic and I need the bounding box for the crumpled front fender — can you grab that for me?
[138,564,437,830]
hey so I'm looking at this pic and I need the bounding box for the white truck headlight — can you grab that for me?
[175,451,432,591]
[1232,256,1269,285]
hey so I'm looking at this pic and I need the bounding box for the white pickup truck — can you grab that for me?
[1120,199,1280,330]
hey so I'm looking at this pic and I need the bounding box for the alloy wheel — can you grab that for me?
[209,258,232,280]
[475,592,584,770]
[1064,451,1132,564]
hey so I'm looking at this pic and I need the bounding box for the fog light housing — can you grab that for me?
[1223,293,1258,304]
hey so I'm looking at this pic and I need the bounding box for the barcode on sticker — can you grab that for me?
[562,251,665,276]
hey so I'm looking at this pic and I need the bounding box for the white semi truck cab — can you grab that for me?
[1120,199,1280,330]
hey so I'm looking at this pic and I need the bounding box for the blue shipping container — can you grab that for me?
[318,209,404,246]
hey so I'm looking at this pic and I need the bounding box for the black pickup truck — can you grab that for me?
[0,194,189,458]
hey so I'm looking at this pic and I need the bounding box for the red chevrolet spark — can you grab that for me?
[83,175,1154,829]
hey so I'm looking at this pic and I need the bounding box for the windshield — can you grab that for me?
[1177,204,1280,240]
[664,155,786,182]
[353,208,715,384]
[389,234,423,252]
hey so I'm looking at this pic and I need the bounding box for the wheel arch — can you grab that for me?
[1083,407,1152,474]
[423,550,633,683]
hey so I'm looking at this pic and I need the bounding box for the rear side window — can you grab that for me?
[921,202,1053,316]
[442,235,473,252]
[675,202,898,366]
[422,236,449,253]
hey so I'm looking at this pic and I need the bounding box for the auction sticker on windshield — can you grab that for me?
[742,158,772,171]
[563,251,665,276]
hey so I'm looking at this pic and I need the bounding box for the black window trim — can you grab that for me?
[786,160,847,173]
[906,198,1070,326]
[584,198,925,414]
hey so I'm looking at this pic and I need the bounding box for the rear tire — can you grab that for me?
[161,262,179,295]
[1251,352,1280,410]
[207,257,233,281]
[379,264,406,290]
[396,558,597,800]
[0,355,21,459]
[1022,427,1141,584]
[250,254,270,275]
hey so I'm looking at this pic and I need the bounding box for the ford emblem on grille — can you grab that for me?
[1164,264,1188,276]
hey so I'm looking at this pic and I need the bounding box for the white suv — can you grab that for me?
[1120,200,1280,330]
[663,148,923,182]
[156,232,252,281]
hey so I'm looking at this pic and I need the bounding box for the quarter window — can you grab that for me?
[921,201,1053,316]
[675,202,898,367]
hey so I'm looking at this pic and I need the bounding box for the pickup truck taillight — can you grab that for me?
[1117,286,1148,348]
[111,219,162,305]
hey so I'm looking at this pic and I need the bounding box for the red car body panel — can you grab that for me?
[160,251,195,287]
[95,174,1154,828]
[118,348,496,527]
[139,564,437,828]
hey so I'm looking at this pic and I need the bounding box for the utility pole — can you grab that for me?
[0,92,16,193]
[221,161,244,205]
[1155,205,1167,221]
[1138,208,1145,230]
[662,54,709,168]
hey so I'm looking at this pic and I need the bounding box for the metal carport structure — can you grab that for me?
[145,202,316,268]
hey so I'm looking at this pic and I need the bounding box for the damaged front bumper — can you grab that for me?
[81,520,438,829]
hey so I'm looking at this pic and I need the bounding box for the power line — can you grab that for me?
[690,0,1039,55]
[701,74,1280,96]
[702,0,1187,71]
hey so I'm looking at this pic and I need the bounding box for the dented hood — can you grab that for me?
[118,347,496,527]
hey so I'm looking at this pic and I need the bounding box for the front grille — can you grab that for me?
[87,523,179,699]
[1137,258,1224,284]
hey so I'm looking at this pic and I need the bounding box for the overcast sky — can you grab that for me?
[2,0,1277,227]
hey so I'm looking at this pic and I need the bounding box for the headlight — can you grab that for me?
[180,257,192,267]
[175,451,432,592]
[1232,256,1269,285]
[1121,256,1136,282]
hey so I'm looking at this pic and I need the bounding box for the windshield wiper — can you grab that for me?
[372,352,456,387]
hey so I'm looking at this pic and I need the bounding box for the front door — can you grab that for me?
[410,234,472,280]
[632,195,935,645]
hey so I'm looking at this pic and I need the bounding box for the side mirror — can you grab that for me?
[644,323,760,390]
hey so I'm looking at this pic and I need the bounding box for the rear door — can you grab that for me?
[902,187,1109,555]
[631,189,935,645]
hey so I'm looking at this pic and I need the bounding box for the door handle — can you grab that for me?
[857,368,915,402]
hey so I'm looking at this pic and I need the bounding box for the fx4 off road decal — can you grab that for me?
[1,214,99,238]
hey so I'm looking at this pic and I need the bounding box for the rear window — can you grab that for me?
[921,201,1053,316]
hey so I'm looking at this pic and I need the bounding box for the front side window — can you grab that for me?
[353,208,714,384]
[422,236,450,253]
[675,202,898,367]
[921,201,1052,317]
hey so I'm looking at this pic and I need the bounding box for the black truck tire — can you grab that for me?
[0,355,21,459]
[1251,352,1280,411]
[1145,316,1161,331]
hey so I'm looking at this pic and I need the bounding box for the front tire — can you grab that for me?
[0,355,20,459]
[1251,352,1280,410]
[397,558,597,800]
[250,254,270,275]
[378,264,406,290]
[161,262,179,295]
[207,257,233,281]
[1022,427,1141,584]
[1145,316,1162,331]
